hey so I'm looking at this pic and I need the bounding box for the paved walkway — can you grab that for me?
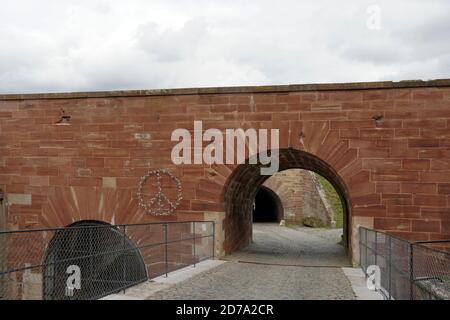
[225,223,350,267]
[146,224,356,300]
[105,224,382,300]
[147,260,355,300]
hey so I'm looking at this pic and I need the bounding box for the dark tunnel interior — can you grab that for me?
[252,186,283,223]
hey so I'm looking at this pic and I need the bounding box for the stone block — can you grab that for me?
[102,177,117,189]
[7,193,32,205]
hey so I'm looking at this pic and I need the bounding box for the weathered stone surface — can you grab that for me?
[7,193,32,205]
[102,177,117,189]
[263,170,331,225]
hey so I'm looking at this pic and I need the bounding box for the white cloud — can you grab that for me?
[0,0,449,93]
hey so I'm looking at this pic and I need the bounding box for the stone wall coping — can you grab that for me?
[1,79,449,101]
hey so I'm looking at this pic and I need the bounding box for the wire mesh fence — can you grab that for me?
[0,220,215,300]
[360,227,450,300]
[412,240,450,300]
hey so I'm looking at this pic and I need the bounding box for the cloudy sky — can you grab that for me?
[0,0,449,93]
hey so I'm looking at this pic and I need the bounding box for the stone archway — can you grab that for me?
[223,148,351,256]
[41,186,143,228]
[43,220,147,300]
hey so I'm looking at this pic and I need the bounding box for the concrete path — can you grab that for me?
[342,267,384,300]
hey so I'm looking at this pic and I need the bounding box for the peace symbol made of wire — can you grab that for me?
[137,169,182,216]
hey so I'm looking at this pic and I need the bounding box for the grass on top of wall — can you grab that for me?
[317,174,344,229]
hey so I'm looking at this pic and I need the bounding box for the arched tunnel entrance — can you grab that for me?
[223,148,351,260]
[43,220,147,300]
[253,186,284,223]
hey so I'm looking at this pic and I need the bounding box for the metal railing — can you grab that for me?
[359,227,450,300]
[0,220,215,300]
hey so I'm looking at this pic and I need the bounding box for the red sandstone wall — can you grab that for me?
[1,80,450,261]
[263,169,331,225]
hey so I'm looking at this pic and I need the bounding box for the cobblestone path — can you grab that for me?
[147,224,355,299]
[225,223,350,267]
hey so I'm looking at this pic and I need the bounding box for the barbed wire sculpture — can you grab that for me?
[137,169,182,216]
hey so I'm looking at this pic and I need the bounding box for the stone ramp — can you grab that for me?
[225,223,350,267]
